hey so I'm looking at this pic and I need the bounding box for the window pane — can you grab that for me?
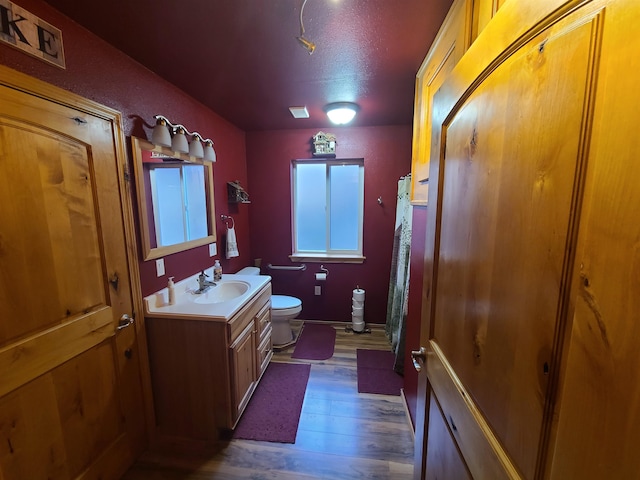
[183,165,208,241]
[329,164,360,250]
[296,163,327,251]
[153,167,186,247]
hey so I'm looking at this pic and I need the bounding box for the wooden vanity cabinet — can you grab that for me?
[146,283,272,441]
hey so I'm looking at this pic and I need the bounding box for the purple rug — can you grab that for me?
[356,349,403,396]
[291,323,336,360]
[233,362,311,443]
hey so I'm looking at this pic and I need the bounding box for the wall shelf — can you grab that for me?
[227,181,250,203]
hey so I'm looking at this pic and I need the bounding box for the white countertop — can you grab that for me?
[144,270,271,321]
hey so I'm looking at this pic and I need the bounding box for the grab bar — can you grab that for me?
[267,263,306,271]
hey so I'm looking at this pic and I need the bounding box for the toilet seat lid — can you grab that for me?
[271,295,301,310]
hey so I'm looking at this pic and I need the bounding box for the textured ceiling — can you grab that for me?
[44,0,453,131]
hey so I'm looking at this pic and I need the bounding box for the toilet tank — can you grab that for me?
[236,266,260,275]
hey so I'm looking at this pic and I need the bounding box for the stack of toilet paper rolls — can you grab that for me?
[352,288,365,332]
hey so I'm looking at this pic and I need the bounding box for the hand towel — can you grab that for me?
[226,226,239,258]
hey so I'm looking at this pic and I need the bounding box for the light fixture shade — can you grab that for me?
[151,116,171,147]
[203,140,216,162]
[325,102,359,125]
[171,126,189,154]
[189,133,204,158]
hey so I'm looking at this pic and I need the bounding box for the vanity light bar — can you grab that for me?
[152,115,216,162]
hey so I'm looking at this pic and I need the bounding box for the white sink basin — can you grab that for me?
[144,272,271,321]
[190,281,250,304]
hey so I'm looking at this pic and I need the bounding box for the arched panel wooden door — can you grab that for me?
[0,66,147,479]
[414,0,640,478]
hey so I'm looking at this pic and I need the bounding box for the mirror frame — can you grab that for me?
[132,136,217,260]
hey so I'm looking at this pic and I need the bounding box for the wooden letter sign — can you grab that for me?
[0,0,65,68]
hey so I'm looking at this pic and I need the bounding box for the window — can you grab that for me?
[291,158,365,262]
[149,163,208,247]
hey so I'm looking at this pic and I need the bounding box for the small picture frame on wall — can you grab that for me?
[312,131,337,157]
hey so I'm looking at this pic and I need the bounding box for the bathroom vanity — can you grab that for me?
[143,273,272,440]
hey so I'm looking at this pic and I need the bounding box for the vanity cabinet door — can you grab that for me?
[230,321,257,422]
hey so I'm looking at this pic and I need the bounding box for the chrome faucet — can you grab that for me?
[195,271,216,294]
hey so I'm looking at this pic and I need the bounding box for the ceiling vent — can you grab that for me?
[289,106,310,119]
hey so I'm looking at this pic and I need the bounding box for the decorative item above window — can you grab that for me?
[312,131,337,157]
[227,181,250,203]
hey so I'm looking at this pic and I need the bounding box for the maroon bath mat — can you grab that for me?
[356,349,403,396]
[233,362,311,443]
[291,323,336,360]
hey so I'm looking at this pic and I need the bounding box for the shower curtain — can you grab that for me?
[385,174,412,375]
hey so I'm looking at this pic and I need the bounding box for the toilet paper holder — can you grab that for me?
[315,265,329,281]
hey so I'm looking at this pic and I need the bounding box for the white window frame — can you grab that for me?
[290,158,365,263]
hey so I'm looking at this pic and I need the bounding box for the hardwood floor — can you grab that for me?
[123,322,414,479]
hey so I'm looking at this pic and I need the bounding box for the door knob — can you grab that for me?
[411,346,427,372]
[117,314,135,331]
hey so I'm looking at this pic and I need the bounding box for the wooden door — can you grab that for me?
[414,0,640,478]
[0,67,147,479]
[410,0,472,205]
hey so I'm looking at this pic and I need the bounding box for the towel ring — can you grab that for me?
[220,214,234,229]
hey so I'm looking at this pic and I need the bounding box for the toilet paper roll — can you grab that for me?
[352,306,364,315]
[315,273,327,281]
[352,299,364,308]
[352,320,365,332]
[353,288,365,302]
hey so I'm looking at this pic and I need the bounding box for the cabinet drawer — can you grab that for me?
[229,284,271,342]
[256,301,271,341]
[257,327,273,377]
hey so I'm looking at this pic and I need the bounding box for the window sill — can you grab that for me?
[289,254,366,264]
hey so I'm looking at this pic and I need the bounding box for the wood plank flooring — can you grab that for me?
[122,322,414,479]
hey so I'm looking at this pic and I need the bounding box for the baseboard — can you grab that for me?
[296,319,386,330]
[400,388,416,441]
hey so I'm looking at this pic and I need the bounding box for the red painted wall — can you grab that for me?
[0,0,251,298]
[404,206,428,428]
[3,0,427,432]
[245,127,412,324]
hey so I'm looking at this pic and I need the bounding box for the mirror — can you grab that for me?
[132,136,216,260]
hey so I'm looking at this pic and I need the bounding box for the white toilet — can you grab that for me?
[237,267,302,345]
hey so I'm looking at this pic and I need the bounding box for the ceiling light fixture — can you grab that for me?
[324,102,359,125]
[151,115,216,162]
[296,0,316,55]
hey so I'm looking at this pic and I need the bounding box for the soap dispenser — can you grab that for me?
[213,260,222,281]
[167,276,175,305]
